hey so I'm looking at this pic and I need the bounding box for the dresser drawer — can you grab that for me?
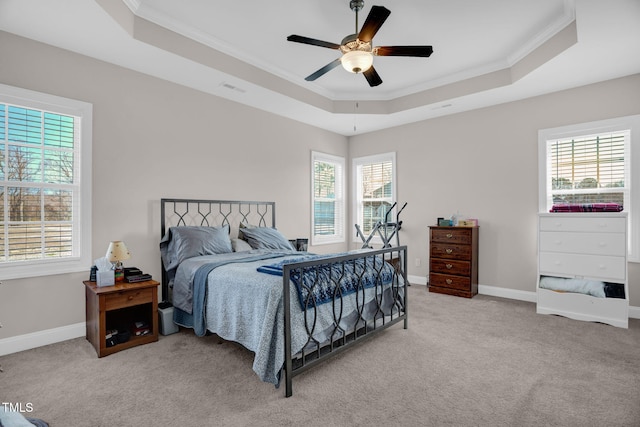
[539,231,626,256]
[431,228,471,244]
[429,273,470,291]
[539,215,626,233]
[539,252,626,281]
[430,259,470,276]
[105,288,153,310]
[430,243,471,260]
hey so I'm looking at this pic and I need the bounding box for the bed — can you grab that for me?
[160,198,408,396]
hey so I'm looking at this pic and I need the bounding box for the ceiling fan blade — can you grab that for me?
[358,6,391,43]
[375,45,434,57]
[287,35,341,50]
[363,66,383,87]
[305,58,342,81]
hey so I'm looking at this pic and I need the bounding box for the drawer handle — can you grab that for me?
[446,279,453,285]
[446,263,453,269]
[446,233,453,238]
[445,249,453,254]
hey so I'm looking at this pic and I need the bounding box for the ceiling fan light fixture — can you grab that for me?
[287,2,432,86]
[341,50,373,74]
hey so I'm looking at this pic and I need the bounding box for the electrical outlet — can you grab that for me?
[415,258,421,267]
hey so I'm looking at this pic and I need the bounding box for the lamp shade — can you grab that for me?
[106,241,131,263]
[341,50,373,74]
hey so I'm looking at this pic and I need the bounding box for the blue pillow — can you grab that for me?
[240,227,295,250]
[160,225,232,270]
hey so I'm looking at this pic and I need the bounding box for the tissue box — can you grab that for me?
[97,270,115,287]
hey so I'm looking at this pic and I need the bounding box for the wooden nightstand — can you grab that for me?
[84,279,160,357]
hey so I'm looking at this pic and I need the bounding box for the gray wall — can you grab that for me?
[0,30,638,344]
[0,32,347,339]
[349,74,640,305]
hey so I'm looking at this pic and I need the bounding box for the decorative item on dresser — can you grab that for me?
[537,213,628,328]
[428,226,479,298]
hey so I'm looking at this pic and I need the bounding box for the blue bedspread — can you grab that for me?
[257,253,394,309]
[172,250,295,336]
[171,250,403,386]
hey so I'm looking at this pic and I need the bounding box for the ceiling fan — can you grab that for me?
[287,0,433,87]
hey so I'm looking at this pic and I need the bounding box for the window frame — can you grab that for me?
[538,115,640,262]
[352,152,397,245]
[0,84,92,279]
[311,151,345,245]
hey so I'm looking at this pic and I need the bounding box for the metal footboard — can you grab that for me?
[282,246,408,397]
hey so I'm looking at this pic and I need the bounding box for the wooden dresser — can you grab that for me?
[428,226,479,298]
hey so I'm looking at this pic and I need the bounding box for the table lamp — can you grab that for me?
[106,241,130,282]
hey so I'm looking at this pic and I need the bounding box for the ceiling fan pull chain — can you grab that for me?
[353,101,359,132]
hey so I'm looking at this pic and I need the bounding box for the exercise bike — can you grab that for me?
[355,201,407,249]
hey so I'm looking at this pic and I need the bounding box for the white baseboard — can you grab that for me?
[412,277,639,320]
[1,280,638,356]
[407,274,426,286]
[0,322,85,356]
[478,284,537,303]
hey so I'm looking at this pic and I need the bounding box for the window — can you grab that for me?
[539,115,640,262]
[0,84,92,279]
[352,152,396,244]
[546,132,628,206]
[311,152,345,245]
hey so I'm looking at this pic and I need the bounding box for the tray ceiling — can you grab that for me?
[1,0,639,135]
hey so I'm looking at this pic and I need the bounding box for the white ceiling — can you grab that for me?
[1,0,639,136]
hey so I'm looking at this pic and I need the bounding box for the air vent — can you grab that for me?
[219,82,246,93]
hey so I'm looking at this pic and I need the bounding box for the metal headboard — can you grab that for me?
[160,198,276,305]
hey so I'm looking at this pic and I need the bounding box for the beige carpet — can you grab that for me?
[1,287,639,427]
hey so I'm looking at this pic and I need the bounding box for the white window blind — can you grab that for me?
[353,152,396,242]
[548,131,628,206]
[0,84,92,279]
[311,152,345,245]
[539,115,640,262]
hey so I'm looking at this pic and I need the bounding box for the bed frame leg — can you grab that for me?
[284,272,293,397]
[285,375,293,397]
